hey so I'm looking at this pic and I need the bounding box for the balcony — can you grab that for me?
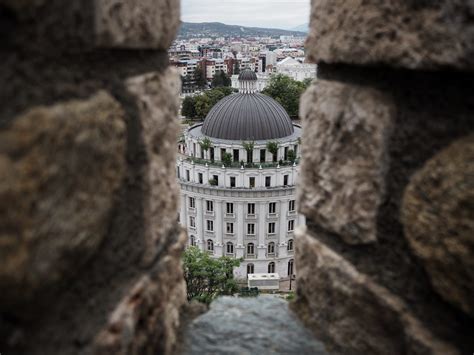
[204,210,215,217]
[246,214,257,220]
[224,213,236,219]
[244,253,257,259]
[267,213,279,219]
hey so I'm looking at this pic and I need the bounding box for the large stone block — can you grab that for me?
[298,80,393,244]
[95,0,180,49]
[402,134,474,317]
[293,227,458,355]
[307,0,474,70]
[125,69,181,264]
[93,229,187,355]
[0,91,126,310]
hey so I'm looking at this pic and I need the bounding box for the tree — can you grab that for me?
[182,96,197,119]
[242,141,255,164]
[266,141,279,162]
[222,152,233,167]
[194,67,207,89]
[195,94,212,119]
[211,70,231,88]
[183,247,241,304]
[262,74,310,118]
[199,137,212,159]
[287,149,296,163]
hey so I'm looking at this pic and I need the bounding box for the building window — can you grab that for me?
[294,145,298,156]
[189,216,195,228]
[268,262,275,273]
[289,200,295,212]
[284,146,289,160]
[247,149,253,163]
[186,170,190,181]
[288,259,294,276]
[233,149,239,162]
[268,242,275,254]
[226,222,234,234]
[288,239,294,251]
[269,202,276,214]
[268,222,275,234]
[200,148,204,159]
[206,220,214,232]
[212,175,219,186]
[226,203,234,214]
[193,143,196,157]
[198,173,203,184]
[288,220,295,232]
[247,223,255,235]
[220,148,226,160]
[249,177,255,188]
[230,176,236,187]
[226,242,234,254]
[210,147,215,161]
[190,235,196,246]
[247,263,254,275]
[283,175,289,186]
[247,243,255,255]
[177,167,180,179]
[189,197,195,209]
[248,203,255,215]
[265,176,271,187]
[206,200,214,212]
[260,149,266,162]
[207,239,214,251]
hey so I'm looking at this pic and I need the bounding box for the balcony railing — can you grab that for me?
[181,156,300,169]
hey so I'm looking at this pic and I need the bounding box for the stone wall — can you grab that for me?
[294,1,474,354]
[0,1,186,354]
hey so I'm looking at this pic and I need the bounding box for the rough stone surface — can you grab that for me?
[307,0,474,70]
[180,296,327,355]
[95,0,180,49]
[0,91,126,310]
[293,227,459,355]
[402,134,474,317]
[94,230,187,355]
[299,80,393,244]
[125,68,181,265]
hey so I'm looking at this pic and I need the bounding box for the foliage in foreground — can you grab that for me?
[181,86,235,120]
[183,247,241,304]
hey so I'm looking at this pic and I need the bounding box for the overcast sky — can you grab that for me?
[181,0,310,29]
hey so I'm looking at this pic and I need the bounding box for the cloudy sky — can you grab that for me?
[181,0,310,29]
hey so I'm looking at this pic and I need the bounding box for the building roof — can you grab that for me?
[201,93,294,141]
[238,69,258,81]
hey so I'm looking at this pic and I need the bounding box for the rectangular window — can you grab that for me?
[233,149,239,162]
[226,222,234,234]
[230,176,236,187]
[186,170,190,182]
[294,145,298,156]
[200,148,204,159]
[193,143,196,157]
[289,200,296,212]
[226,203,234,214]
[189,197,195,209]
[265,176,271,187]
[177,167,180,179]
[283,175,289,186]
[206,200,214,212]
[247,223,255,235]
[268,222,275,234]
[198,173,203,184]
[248,203,255,215]
[288,220,295,232]
[213,175,219,185]
[220,148,226,160]
[284,146,289,160]
[249,177,255,188]
[189,216,195,228]
[207,220,214,232]
[269,202,276,214]
[260,149,266,162]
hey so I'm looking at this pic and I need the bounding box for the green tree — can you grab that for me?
[194,67,207,89]
[195,94,212,119]
[211,70,231,88]
[262,74,310,118]
[222,152,233,167]
[182,96,197,119]
[242,141,255,164]
[183,247,241,304]
[287,149,296,163]
[199,137,212,159]
[266,141,279,162]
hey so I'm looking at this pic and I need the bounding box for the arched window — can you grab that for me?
[190,235,196,246]
[268,242,275,254]
[247,263,254,275]
[287,239,294,251]
[247,243,255,255]
[207,239,214,251]
[288,259,294,276]
[226,242,234,254]
[268,262,275,273]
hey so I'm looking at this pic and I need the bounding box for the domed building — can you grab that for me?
[177,69,303,281]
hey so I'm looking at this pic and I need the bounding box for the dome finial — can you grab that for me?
[238,68,258,94]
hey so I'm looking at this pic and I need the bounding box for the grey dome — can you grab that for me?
[201,93,294,141]
[238,69,257,81]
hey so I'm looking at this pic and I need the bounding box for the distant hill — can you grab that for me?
[290,23,309,33]
[178,22,307,39]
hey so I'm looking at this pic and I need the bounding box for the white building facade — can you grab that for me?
[177,70,302,280]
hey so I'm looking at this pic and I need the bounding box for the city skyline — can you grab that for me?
[181,0,310,29]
